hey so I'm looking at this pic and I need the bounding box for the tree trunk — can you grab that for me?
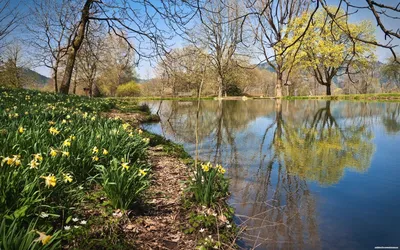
[59,0,93,94]
[326,83,331,95]
[217,75,223,99]
[53,69,58,93]
[276,72,283,98]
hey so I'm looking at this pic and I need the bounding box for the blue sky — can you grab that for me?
[8,0,400,79]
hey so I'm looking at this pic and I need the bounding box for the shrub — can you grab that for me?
[116,81,141,97]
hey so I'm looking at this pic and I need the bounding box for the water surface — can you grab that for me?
[142,99,400,250]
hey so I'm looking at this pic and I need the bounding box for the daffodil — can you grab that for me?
[69,135,76,141]
[92,146,98,154]
[2,157,12,166]
[92,155,99,161]
[12,155,21,166]
[50,148,58,157]
[216,164,226,174]
[201,162,212,172]
[122,123,130,130]
[62,151,70,157]
[62,119,67,124]
[121,162,129,170]
[102,149,108,155]
[48,121,55,125]
[142,138,150,144]
[33,153,43,161]
[49,127,60,135]
[63,173,73,183]
[41,174,57,188]
[62,139,71,147]
[35,231,52,245]
[18,126,24,134]
[29,160,39,169]
[91,116,96,121]
[138,169,147,177]
[137,129,143,134]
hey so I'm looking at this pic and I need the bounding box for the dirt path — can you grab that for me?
[128,146,196,249]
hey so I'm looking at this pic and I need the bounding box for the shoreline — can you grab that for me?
[108,92,400,102]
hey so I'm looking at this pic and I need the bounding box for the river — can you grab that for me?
[142,99,400,250]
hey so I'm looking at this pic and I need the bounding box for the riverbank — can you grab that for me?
[284,93,400,101]
[0,87,236,249]
[110,92,400,102]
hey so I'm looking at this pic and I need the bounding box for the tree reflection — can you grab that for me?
[281,101,375,185]
[145,99,377,249]
[382,103,400,134]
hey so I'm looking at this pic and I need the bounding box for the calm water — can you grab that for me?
[142,99,400,250]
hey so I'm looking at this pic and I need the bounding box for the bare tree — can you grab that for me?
[248,0,311,98]
[27,0,77,92]
[57,0,197,94]
[75,22,106,96]
[0,0,20,48]
[194,0,243,99]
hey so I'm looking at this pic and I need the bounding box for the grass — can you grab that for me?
[284,92,400,101]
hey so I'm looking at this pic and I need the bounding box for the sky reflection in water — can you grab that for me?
[142,100,400,250]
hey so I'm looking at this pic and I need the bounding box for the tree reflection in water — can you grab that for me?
[142,99,398,249]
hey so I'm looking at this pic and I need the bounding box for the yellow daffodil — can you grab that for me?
[201,162,211,172]
[138,169,147,177]
[121,162,129,170]
[2,157,13,166]
[48,121,55,125]
[92,146,98,154]
[122,123,130,130]
[69,135,76,141]
[62,139,71,147]
[91,116,96,121]
[29,160,39,169]
[66,115,71,119]
[216,164,226,174]
[18,126,24,134]
[128,132,134,137]
[137,129,143,135]
[41,174,57,188]
[50,148,57,157]
[102,149,108,155]
[35,231,52,245]
[92,155,99,161]
[62,119,67,124]
[83,112,88,119]
[33,153,43,161]
[62,151,70,157]
[142,138,150,144]
[12,155,21,166]
[49,127,60,135]
[63,173,73,183]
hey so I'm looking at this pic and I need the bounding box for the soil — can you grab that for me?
[126,145,197,249]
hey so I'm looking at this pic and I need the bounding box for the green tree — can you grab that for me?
[288,8,376,95]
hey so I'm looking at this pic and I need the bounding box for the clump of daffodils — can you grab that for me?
[200,162,226,174]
